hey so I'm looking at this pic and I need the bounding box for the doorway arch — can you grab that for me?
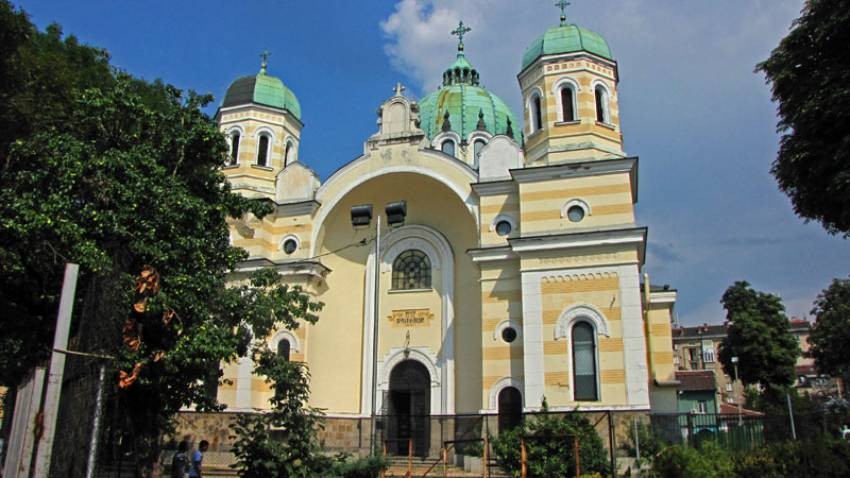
[387,360,431,456]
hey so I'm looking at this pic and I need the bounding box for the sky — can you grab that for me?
[14,0,850,326]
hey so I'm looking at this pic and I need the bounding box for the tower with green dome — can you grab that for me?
[418,21,523,169]
[518,2,625,164]
[217,51,316,202]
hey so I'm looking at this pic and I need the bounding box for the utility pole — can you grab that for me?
[732,356,742,426]
[32,263,79,476]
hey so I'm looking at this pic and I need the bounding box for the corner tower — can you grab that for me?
[217,51,303,199]
[518,4,624,164]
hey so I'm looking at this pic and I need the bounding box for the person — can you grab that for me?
[170,440,189,478]
[188,439,209,478]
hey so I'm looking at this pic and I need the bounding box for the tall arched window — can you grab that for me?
[277,338,291,362]
[531,94,543,132]
[595,86,610,124]
[392,249,431,290]
[441,139,456,158]
[560,86,576,122]
[257,134,270,167]
[497,386,523,432]
[284,141,293,168]
[572,322,598,401]
[229,133,240,165]
[473,139,487,167]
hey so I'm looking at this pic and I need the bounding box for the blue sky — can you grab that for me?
[16,0,850,325]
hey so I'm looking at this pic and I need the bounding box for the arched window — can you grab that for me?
[284,141,293,168]
[229,133,240,165]
[441,139,456,157]
[531,94,543,132]
[473,139,487,167]
[257,134,270,167]
[277,338,291,362]
[392,249,431,290]
[595,86,610,124]
[572,322,598,401]
[560,85,576,122]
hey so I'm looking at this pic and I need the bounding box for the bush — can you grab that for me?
[735,438,850,478]
[317,453,388,478]
[651,442,735,478]
[490,409,609,477]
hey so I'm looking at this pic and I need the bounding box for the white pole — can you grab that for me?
[32,263,79,477]
[85,363,107,478]
[371,214,381,454]
[786,392,797,440]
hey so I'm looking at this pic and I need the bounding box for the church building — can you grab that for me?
[213,7,679,451]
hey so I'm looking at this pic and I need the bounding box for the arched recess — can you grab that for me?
[365,224,455,415]
[310,154,479,257]
[552,77,580,123]
[553,304,611,340]
[487,377,524,411]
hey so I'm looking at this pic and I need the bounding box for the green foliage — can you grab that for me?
[621,421,665,466]
[650,442,735,478]
[490,408,609,478]
[757,0,850,236]
[809,278,850,380]
[717,282,799,395]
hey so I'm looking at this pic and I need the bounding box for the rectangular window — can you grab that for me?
[697,401,707,414]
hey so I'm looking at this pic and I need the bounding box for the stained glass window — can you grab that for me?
[392,250,431,290]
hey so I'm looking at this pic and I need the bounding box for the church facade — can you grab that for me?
[213,11,679,439]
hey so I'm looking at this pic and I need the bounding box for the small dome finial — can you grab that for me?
[451,20,472,52]
[555,0,571,26]
[259,49,271,74]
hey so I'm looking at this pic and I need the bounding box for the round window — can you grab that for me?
[567,205,586,223]
[501,327,517,343]
[495,220,512,236]
[283,238,298,254]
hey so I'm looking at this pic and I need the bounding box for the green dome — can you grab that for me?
[521,23,613,71]
[419,53,522,144]
[222,68,301,121]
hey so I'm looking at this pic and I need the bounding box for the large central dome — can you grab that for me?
[418,51,522,144]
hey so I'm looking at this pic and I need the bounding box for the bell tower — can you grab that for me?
[518,3,624,165]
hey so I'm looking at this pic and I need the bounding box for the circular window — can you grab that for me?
[567,205,586,223]
[501,327,518,343]
[282,238,298,254]
[495,220,512,236]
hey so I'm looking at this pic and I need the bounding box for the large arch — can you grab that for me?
[310,148,479,256]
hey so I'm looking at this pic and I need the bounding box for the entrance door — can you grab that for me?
[497,386,523,432]
[388,360,431,456]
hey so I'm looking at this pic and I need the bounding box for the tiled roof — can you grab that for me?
[675,370,716,391]
[672,324,727,339]
[719,403,764,416]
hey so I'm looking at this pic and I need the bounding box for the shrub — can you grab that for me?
[735,438,850,478]
[651,442,735,478]
[490,409,609,477]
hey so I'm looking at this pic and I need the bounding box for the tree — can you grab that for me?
[718,282,799,398]
[757,0,850,236]
[809,279,850,384]
[0,4,325,474]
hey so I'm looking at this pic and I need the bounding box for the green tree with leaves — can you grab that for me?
[757,0,850,236]
[718,282,799,403]
[0,3,326,475]
[809,278,850,390]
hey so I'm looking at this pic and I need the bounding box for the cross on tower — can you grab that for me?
[451,20,472,52]
[260,49,271,73]
[393,82,406,97]
[555,0,571,25]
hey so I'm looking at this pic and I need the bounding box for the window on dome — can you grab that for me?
[392,249,431,290]
[473,139,487,166]
[229,133,240,165]
[531,94,543,132]
[595,86,610,124]
[572,321,598,401]
[441,139,456,158]
[257,134,270,167]
[560,85,576,122]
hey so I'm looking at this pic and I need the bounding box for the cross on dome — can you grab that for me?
[451,20,472,52]
[555,0,571,25]
[260,49,271,74]
[393,82,406,97]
